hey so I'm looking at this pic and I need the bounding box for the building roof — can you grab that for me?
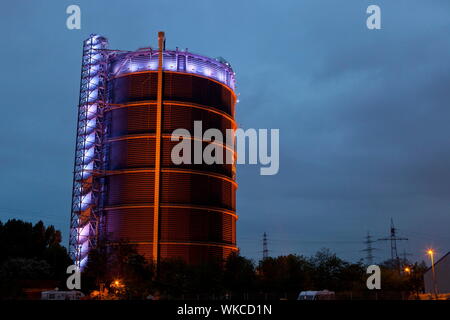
[425,251,450,272]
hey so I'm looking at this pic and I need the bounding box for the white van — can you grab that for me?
[297,290,335,300]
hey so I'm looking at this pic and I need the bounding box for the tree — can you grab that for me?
[121,253,153,299]
[309,248,347,291]
[0,258,52,300]
[224,252,255,294]
[156,258,191,298]
[0,218,72,298]
[82,240,154,299]
[257,254,313,298]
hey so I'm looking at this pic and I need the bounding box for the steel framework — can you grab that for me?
[69,34,109,268]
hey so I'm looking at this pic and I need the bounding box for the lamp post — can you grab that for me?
[427,249,438,299]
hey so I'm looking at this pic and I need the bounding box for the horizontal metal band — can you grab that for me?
[107,133,236,155]
[123,240,238,251]
[103,203,238,219]
[106,100,237,127]
[110,70,237,97]
[103,168,237,187]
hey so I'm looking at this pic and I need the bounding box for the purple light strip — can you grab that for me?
[109,50,236,90]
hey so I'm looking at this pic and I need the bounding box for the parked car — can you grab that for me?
[297,290,335,300]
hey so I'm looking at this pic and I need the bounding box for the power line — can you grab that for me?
[401,249,413,263]
[262,232,270,261]
[378,218,408,269]
[362,231,377,265]
[262,232,269,261]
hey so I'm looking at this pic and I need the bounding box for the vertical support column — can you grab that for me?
[153,31,165,269]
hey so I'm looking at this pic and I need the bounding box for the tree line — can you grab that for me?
[0,219,427,300]
[83,242,427,300]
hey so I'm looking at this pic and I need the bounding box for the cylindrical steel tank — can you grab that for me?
[100,35,238,265]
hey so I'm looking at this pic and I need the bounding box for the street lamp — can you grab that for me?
[427,249,438,299]
[111,279,124,297]
[404,266,411,274]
